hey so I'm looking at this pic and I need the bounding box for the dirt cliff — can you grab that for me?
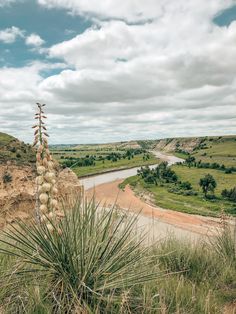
[153,137,202,153]
[0,163,82,228]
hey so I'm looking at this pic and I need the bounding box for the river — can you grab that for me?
[82,151,218,241]
[81,150,184,190]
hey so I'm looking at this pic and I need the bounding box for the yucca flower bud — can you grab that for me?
[41,183,52,192]
[42,157,48,167]
[48,212,54,219]
[39,193,48,204]
[36,176,44,185]
[37,166,46,175]
[38,186,44,194]
[50,199,58,208]
[44,172,55,183]
[52,187,58,195]
[40,205,47,213]
[48,161,54,170]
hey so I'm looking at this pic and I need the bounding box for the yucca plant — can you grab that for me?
[0,197,160,313]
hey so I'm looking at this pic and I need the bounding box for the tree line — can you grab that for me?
[137,163,235,203]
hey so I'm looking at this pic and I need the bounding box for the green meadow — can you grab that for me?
[175,136,236,167]
[52,146,159,177]
[120,165,236,217]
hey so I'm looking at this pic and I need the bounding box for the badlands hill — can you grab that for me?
[72,135,236,155]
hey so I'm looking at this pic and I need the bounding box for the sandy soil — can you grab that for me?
[86,179,222,238]
[0,164,82,227]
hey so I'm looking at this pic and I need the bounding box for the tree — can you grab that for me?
[185,156,196,168]
[199,174,217,197]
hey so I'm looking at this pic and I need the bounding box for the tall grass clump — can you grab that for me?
[0,198,161,313]
[212,217,236,264]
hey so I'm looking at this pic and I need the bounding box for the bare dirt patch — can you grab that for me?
[86,180,221,236]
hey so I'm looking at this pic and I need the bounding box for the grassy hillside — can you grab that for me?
[191,136,236,167]
[0,132,35,165]
[139,135,236,167]
[0,132,16,146]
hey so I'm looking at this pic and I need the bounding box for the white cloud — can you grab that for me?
[1,0,236,143]
[38,0,235,22]
[0,26,24,43]
[25,33,45,47]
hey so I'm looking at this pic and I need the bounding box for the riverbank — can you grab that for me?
[85,179,222,239]
[77,161,159,179]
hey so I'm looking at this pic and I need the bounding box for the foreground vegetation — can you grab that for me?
[0,198,235,313]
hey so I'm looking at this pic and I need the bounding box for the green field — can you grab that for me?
[51,146,159,178]
[192,139,236,167]
[73,154,158,177]
[121,164,236,217]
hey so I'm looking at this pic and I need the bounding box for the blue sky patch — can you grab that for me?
[0,0,91,67]
[213,5,236,26]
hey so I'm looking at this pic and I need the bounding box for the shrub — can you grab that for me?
[3,172,12,183]
[221,187,236,202]
[180,181,192,190]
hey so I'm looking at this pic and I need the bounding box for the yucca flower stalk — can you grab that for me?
[33,103,59,229]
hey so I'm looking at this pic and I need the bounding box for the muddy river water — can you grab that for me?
[80,151,211,241]
[81,151,183,190]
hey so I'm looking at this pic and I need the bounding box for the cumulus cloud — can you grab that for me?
[1,0,236,143]
[25,33,45,47]
[38,0,235,22]
[0,26,24,43]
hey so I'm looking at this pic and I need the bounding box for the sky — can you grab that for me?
[0,0,236,144]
